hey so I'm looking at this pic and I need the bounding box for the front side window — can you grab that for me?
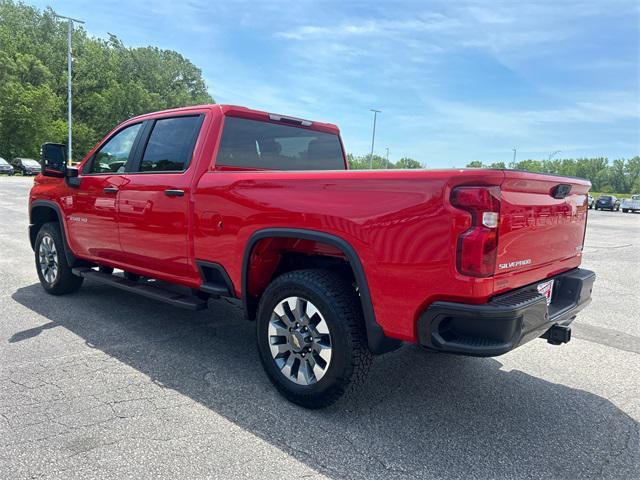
[0,158,8,165]
[216,117,345,171]
[90,123,142,174]
[138,116,202,172]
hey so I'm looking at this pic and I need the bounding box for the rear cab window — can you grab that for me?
[215,117,346,171]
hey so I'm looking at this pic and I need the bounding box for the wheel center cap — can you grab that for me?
[290,330,310,352]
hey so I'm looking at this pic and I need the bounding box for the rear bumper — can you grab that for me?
[417,268,595,357]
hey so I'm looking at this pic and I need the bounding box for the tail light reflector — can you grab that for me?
[451,186,501,277]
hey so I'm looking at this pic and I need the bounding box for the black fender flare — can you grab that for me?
[242,228,401,354]
[30,200,79,267]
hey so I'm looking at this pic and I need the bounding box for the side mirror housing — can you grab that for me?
[41,143,67,177]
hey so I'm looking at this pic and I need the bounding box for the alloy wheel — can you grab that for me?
[268,296,332,386]
[38,235,58,284]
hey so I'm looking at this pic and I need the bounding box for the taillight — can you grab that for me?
[451,186,501,277]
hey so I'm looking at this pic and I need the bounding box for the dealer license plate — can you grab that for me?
[537,279,554,305]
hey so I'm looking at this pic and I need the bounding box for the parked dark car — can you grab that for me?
[10,157,41,175]
[0,157,14,175]
[594,195,620,211]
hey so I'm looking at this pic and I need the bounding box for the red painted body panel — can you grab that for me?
[29,104,591,344]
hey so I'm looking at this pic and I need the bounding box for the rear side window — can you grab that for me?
[215,117,345,170]
[139,116,202,172]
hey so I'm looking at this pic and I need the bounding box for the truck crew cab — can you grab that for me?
[30,104,595,408]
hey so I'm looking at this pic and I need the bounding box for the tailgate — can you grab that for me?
[494,171,590,292]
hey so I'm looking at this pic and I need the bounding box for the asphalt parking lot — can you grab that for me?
[1,175,638,479]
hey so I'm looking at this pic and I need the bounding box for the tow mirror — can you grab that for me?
[41,143,67,177]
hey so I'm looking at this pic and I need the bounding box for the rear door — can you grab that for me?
[494,171,590,292]
[117,114,204,281]
[67,122,144,261]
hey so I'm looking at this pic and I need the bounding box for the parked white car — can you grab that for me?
[621,195,640,213]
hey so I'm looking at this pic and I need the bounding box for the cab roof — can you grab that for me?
[128,104,340,135]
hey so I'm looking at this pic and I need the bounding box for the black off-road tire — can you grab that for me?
[35,222,83,295]
[256,269,372,409]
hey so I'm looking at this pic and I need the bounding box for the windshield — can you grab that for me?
[0,158,8,165]
[22,159,40,167]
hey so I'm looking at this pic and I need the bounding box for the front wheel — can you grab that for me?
[622,208,629,213]
[35,222,83,295]
[256,269,372,409]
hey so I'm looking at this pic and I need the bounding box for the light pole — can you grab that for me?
[511,147,517,167]
[385,147,389,169]
[548,150,561,161]
[54,13,85,164]
[369,109,381,168]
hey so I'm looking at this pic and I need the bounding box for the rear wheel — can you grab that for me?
[35,222,83,295]
[256,269,372,409]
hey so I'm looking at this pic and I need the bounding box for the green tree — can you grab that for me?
[462,156,639,194]
[0,0,213,161]
[347,154,422,169]
[395,157,422,169]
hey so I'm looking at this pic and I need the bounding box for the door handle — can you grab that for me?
[103,187,118,194]
[164,189,184,197]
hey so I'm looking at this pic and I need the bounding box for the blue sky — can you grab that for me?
[35,0,639,167]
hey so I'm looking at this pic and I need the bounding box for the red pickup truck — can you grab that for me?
[30,104,595,408]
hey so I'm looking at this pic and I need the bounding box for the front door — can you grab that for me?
[117,114,204,281]
[66,122,144,262]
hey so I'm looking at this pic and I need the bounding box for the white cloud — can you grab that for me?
[277,13,460,40]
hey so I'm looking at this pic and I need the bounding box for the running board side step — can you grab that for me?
[72,267,207,311]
